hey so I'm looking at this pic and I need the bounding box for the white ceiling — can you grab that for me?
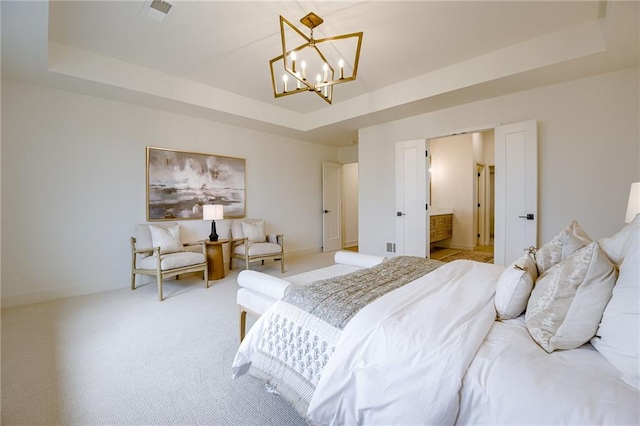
[2,1,639,146]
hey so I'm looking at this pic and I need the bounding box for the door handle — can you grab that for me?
[397,212,406,216]
[518,214,535,220]
[323,210,331,213]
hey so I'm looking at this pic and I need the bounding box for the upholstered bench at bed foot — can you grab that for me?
[237,251,386,340]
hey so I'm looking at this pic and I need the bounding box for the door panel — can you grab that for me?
[395,140,429,257]
[495,120,538,265]
[322,162,342,252]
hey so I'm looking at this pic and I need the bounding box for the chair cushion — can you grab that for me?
[234,242,282,256]
[135,222,179,259]
[149,223,183,255]
[137,251,205,271]
[241,219,267,243]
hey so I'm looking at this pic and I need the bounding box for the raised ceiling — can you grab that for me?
[2,1,639,146]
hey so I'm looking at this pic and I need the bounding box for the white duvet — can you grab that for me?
[233,260,501,425]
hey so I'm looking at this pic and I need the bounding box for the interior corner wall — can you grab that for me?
[359,67,640,258]
[338,145,358,164]
[1,79,338,307]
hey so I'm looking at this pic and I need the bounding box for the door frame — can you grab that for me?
[422,122,535,261]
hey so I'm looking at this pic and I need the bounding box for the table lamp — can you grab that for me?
[625,182,640,223]
[203,204,224,241]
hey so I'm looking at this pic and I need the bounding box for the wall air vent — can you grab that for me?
[150,0,172,14]
[141,0,175,23]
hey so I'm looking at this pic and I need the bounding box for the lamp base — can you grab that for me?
[209,220,219,242]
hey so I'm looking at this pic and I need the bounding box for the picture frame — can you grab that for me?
[146,147,246,221]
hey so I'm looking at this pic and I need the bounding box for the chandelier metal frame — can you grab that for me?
[269,12,363,105]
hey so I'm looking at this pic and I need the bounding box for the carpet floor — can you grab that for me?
[1,252,339,425]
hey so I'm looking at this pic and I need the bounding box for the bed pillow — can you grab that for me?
[242,220,267,243]
[525,241,616,353]
[591,217,639,390]
[495,254,538,320]
[149,223,182,255]
[598,214,639,265]
[534,220,592,275]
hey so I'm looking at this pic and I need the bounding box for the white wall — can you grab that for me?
[1,80,338,307]
[359,68,640,257]
[342,163,359,248]
[338,145,358,164]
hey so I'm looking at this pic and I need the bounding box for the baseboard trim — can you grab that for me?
[1,277,130,309]
[3,248,326,309]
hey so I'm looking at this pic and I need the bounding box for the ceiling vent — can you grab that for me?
[141,0,174,23]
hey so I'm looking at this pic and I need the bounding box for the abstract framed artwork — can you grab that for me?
[146,147,246,221]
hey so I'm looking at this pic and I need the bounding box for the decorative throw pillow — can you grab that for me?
[495,254,538,320]
[149,224,182,256]
[535,220,592,275]
[242,220,267,243]
[525,241,616,353]
[591,218,640,390]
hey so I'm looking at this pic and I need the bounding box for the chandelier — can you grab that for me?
[269,12,363,105]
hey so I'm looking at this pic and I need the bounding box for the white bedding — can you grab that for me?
[233,255,639,425]
[457,316,640,425]
[234,260,501,424]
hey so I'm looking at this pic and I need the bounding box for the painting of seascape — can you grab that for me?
[146,147,246,220]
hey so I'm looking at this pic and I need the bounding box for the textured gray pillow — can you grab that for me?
[535,220,592,275]
[525,241,616,353]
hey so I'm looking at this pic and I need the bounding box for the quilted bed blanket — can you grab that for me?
[232,258,500,425]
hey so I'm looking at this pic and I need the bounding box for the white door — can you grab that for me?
[322,161,342,252]
[494,120,538,265]
[395,139,429,257]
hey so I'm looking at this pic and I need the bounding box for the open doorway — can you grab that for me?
[428,131,495,262]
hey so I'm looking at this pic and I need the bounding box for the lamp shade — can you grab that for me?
[203,204,224,221]
[625,182,640,223]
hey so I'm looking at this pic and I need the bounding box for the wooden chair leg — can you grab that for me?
[203,267,209,289]
[244,256,249,270]
[281,257,285,273]
[157,275,163,301]
[240,309,247,341]
[131,273,136,290]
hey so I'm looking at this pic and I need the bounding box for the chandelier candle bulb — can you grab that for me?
[323,63,329,82]
[301,60,307,80]
[290,52,297,73]
[316,74,322,91]
[295,72,301,89]
[339,59,344,79]
[282,74,288,92]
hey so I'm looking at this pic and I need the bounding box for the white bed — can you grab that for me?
[232,216,640,425]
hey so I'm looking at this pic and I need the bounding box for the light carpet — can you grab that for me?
[1,252,338,425]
